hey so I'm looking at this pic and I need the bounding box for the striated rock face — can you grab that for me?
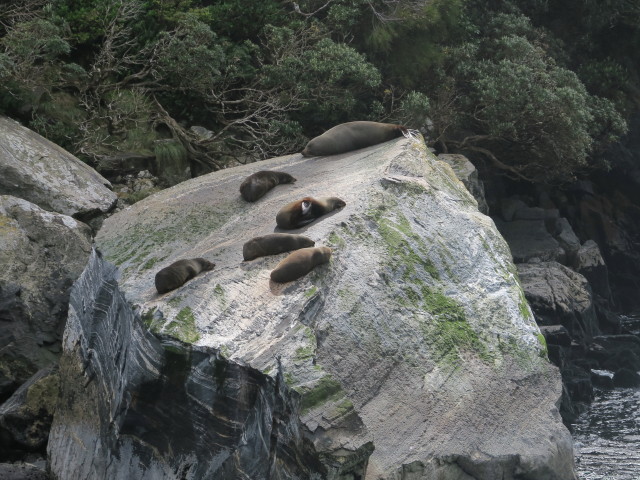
[95,137,576,479]
[48,249,326,479]
[0,115,117,221]
[0,196,92,401]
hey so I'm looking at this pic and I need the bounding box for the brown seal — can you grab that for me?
[270,246,332,283]
[275,196,346,230]
[240,170,296,202]
[155,258,215,294]
[301,121,408,157]
[243,233,315,261]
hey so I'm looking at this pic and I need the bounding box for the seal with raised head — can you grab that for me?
[270,246,332,283]
[276,196,346,230]
[243,233,315,261]
[301,121,408,157]
[155,258,215,294]
[240,170,296,202]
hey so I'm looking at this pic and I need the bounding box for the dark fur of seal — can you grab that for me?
[301,121,407,157]
[270,247,332,283]
[155,258,215,294]
[276,196,346,230]
[240,170,296,202]
[243,233,315,261]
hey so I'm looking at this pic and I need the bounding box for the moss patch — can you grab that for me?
[420,288,493,367]
[299,375,344,413]
[369,209,439,282]
[25,373,60,414]
[165,307,200,344]
[536,333,548,358]
[517,287,533,321]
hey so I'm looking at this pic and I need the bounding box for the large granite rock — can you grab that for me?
[94,137,576,479]
[0,196,92,400]
[0,115,117,221]
[47,249,327,479]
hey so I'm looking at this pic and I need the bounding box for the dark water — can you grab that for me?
[572,315,640,480]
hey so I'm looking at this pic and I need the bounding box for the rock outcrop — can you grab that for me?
[0,115,117,222]
[47,249,326,479]
[91,137,576,479]
[0,366,59,460]
[0,196,92,402]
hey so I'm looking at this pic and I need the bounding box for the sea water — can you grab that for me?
[572,315,640,480]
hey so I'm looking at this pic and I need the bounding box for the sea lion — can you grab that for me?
[240,170,296,202]
[270,247,332,283]
[243,233,315,261]
[155,258,215,294]
[276,196,346,230]
[301,121,408,157]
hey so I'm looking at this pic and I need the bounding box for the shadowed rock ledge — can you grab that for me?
[89,136,576,479]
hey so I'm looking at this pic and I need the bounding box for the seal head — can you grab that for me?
[275,196,346,230]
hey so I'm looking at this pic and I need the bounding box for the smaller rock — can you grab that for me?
[554,218,581,262]
[499,197,528,221]
[612,368,640,388]
[0,461,48,480]
[590,370,614,389]
[437,153,489,214]
[0,366,59,458]
[539,325,572,346]
[495,220,565,264]
[601,348,640,372]
[576,240,612,302]
[513,207,547,220]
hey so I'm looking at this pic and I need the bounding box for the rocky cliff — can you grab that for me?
[87,136,576,479]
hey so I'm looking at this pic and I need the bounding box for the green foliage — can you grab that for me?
[261,26,382,127]
[396,91,430,129]
[208,0,287,41]
[439,12,626,182]
[0,0,632,181]
[155,14,226,93]
[0,17,71,90]
[51,0,117,45]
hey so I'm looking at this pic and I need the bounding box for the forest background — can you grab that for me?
[0,0,637,186]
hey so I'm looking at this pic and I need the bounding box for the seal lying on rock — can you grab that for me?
[301,121,409,157]
[243,233,315,261]
[155,258,215,294]
[276,197,346,230]
[239,170,296,202]
[270,247,332,283]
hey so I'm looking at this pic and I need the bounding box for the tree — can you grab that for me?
[431,12,626,182]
